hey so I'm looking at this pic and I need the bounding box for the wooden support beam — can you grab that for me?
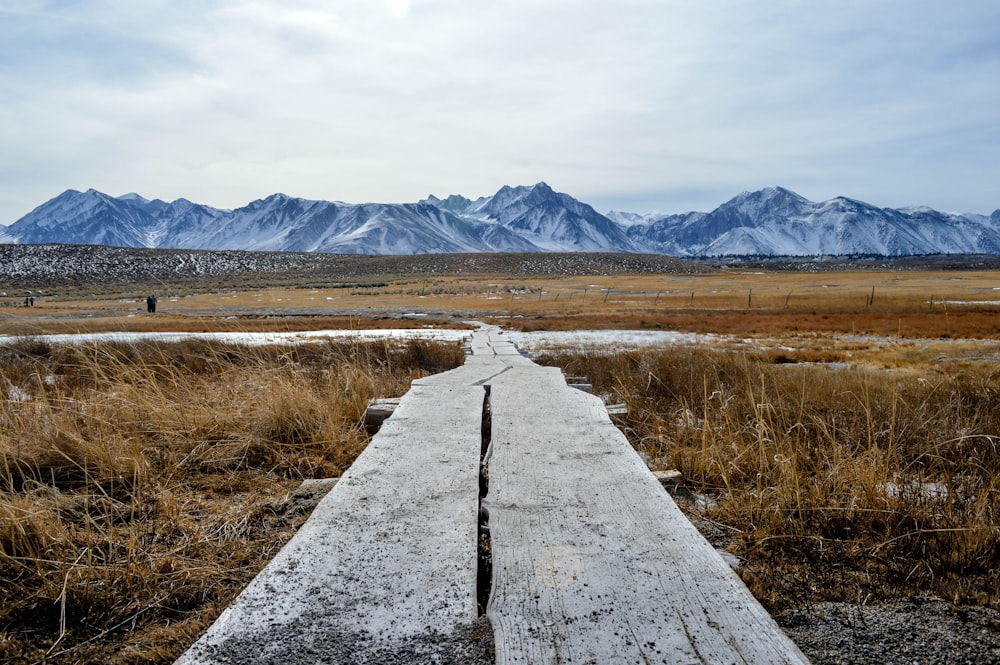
[362,396,400,433]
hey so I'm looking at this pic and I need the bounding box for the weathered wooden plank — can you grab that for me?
[175,359,494,664]
[480,329,527,358]
[605,403,628,425]
[484,364,810,664]
[363,396,400,432]
[177,326,806,664]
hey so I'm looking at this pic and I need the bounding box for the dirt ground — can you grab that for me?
[777,599,1000,665]
[680,502,1000,665]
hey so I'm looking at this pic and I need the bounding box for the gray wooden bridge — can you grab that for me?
[176,326,808,664]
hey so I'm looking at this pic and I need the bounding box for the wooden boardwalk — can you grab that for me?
[176,326,809,664]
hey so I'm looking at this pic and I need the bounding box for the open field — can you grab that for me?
[5,267,1000,339]
[2,252,1000,663]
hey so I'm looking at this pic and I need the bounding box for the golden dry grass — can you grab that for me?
[535,345,1000,611]
[7,269,1000,339]
[0,336,466,664]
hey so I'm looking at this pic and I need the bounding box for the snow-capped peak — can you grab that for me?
[4,185,998,258]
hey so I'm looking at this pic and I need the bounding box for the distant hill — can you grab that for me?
[5,184,999,257]
[0,245,706,289]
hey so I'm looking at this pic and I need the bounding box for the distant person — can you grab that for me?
[150,294,157,313]
[146,295,153,313]
[29,296,34,307]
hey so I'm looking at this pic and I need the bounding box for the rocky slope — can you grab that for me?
[0,245,706,290]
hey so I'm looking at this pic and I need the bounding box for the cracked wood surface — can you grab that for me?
[175,339,498,664]
[176,326,808,664]
[481,329,807,664]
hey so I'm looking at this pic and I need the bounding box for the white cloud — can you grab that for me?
[384,0,411,20]
[0,0,998,223]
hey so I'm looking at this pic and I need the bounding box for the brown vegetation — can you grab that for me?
[499,309,1000,339]
[0,336,466,664]
[9,268,1000,341]
[535,345,1000,611]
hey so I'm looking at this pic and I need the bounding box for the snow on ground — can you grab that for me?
[11,327,994,360]
[7,385,31,401]
[0,327,719,352]
[507,329,717,351]
[0,329,474,347]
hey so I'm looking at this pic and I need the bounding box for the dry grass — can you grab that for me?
[0,336,466,664]
[497,309,1000,339]
[536,345,1000,611]
[10,269,1000,340]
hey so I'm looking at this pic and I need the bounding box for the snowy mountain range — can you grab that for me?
[3,183,998,257]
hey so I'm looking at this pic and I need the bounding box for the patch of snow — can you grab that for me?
[605,210,665,226]
[717,549,742,570]
[693,493,718,511]
[0,329,472,348]
[884,481,949,500]
[7,385,31,402]
[506,329,717,351]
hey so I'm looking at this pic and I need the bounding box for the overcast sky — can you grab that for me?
[2,0,998,224]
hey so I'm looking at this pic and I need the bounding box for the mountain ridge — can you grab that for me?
[5,183,999,258]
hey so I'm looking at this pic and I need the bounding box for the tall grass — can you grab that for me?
[536,346,1000,610]
[0,336,465,665]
